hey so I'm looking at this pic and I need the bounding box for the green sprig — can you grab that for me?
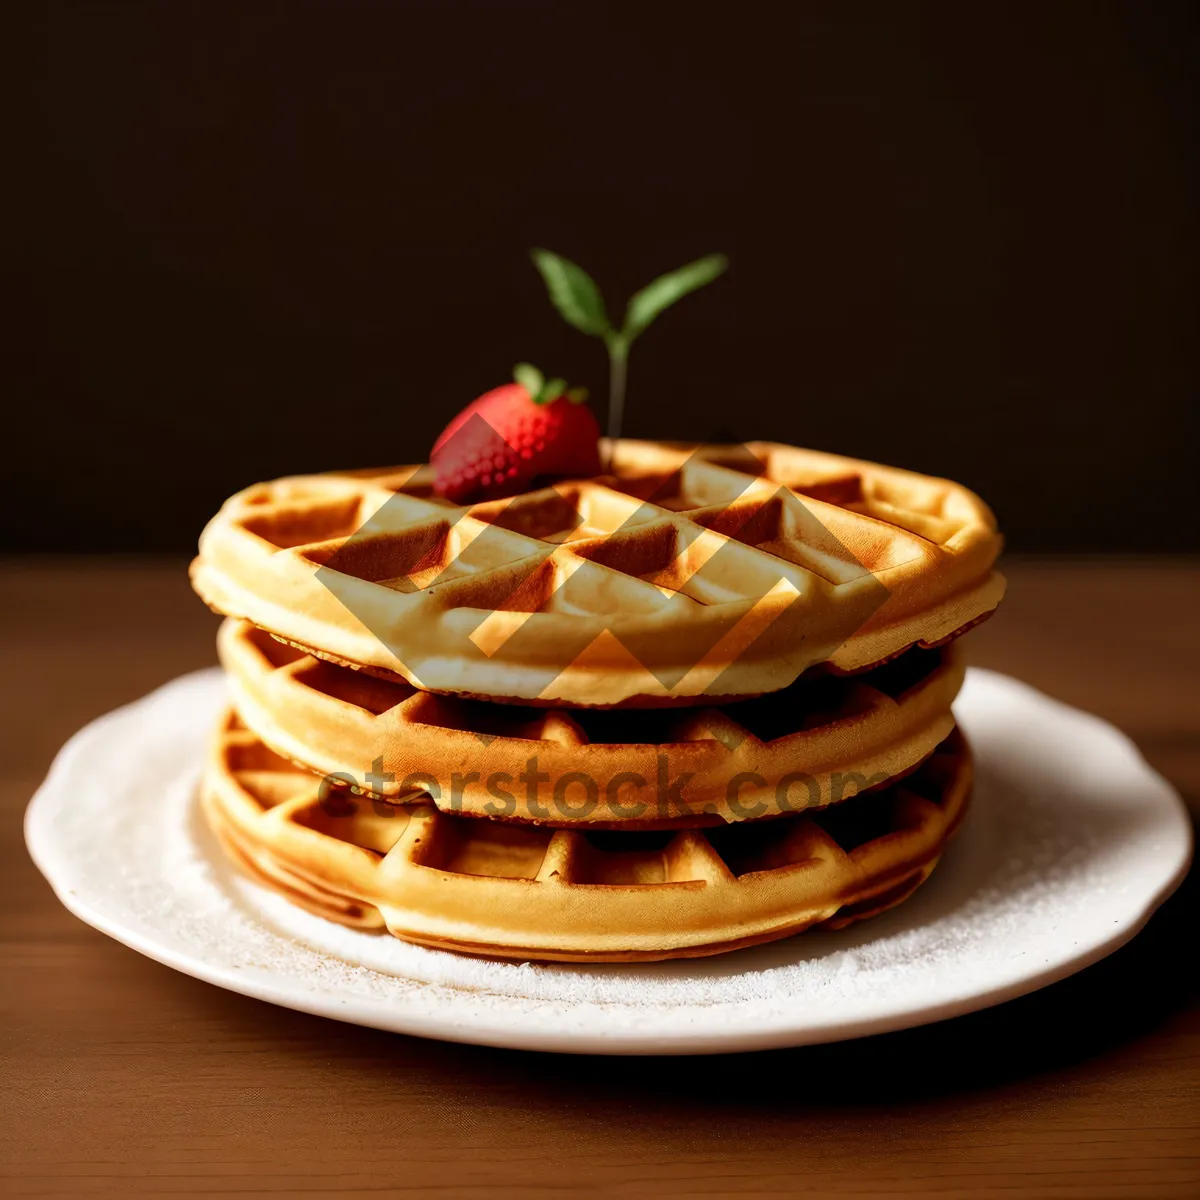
[530,248,729,442]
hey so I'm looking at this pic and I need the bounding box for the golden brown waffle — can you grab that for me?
[201,713,972,963]
[192,439,1003,706]
[219,617,964,828]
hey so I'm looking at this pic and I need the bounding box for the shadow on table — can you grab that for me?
[173,818,1197,1114]
[403,845,1199,1106]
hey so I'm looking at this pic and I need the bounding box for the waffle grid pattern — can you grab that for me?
[219,617,964,826]
[192,440,1003,706]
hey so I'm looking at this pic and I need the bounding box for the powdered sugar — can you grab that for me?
[26,667,1191,1053]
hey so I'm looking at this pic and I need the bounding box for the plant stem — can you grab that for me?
[607,338,629,456]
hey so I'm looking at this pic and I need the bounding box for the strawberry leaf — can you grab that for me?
[513,362,544,398]
[565,386,589,404]
[621,254,729,345]
[530,249,613,339]
[539,377,567,404]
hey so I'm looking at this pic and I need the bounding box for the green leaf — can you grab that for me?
[565,386,589,404]
[539,377,567,404]
[530,248,613,339]
[621,253,729,345]
[513,362,544,397]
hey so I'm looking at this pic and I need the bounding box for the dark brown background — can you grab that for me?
[5,0,1197,552]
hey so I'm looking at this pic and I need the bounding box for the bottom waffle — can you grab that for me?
[201,713,972,963]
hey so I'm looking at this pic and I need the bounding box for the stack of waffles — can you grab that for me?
[191,439,1003,962]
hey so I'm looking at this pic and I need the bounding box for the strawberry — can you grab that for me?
[432,364,601,503]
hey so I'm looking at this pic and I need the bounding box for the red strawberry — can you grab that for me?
[432,365,601,503]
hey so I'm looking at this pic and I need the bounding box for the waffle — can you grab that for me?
[191,439,1004,707]
[218,616,964,828]
[202,712,971,962]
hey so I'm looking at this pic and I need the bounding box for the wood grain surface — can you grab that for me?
[2,558,1197,1199]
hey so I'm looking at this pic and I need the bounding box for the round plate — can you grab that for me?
[25,668,1192,1055]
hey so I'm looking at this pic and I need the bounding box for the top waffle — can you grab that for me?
[192,439,1003,707]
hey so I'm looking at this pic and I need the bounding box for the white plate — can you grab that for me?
[26,667,1192,1055]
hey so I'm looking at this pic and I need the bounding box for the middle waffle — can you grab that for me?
[219,618,964,828]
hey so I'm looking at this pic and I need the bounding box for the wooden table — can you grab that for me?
[2,559,1197,1198]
